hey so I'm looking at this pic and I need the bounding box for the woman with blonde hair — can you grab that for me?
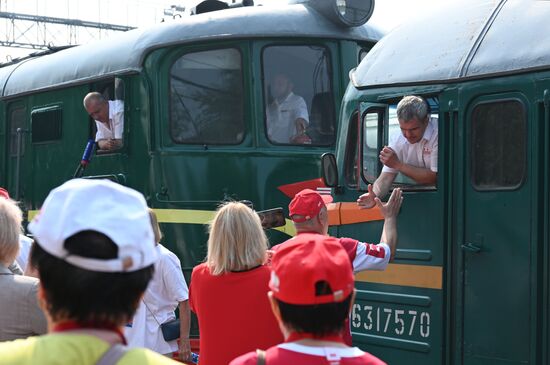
[0,197,47,340]
[189,202,283,365]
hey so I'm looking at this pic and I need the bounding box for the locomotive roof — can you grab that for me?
[351,0,550,89]
[0,3,383,98]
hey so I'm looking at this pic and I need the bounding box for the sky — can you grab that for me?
[0,0,440,62]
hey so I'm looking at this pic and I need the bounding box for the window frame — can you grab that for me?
[168,46,246,146]
[359,104,385,187]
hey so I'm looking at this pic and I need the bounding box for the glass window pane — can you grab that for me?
[362,110,381,182]
[471,100,526,189]
[344,111,359,187]
[263,45,335,146]
[32,107,62,143]
[170,48,244,144]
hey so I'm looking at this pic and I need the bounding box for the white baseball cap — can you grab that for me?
[28,179,158,272]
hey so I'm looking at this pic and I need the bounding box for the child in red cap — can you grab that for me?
[230,234,387,365]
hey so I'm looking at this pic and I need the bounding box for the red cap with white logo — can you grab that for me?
[288,189,333,223]
[269,233,354,305]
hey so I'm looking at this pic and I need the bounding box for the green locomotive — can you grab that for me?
[323,0,550,363]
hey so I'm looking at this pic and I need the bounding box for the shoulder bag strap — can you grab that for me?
[142,299,161,326]
[96,344,129,365]
[256,349,266,365]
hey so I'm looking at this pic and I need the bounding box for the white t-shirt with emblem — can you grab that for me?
[94,100,124,141]
[266,92,309,144]
[382,117,438,174]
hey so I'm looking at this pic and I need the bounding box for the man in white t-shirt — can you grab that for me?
[266,74,310,144]
[357,95,438,209]
[83,92,124,151]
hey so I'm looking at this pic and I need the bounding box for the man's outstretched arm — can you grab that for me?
[376,188,403,261]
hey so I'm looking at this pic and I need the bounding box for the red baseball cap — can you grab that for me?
[288,189,333,223]
[269,233,354,305]
[0,187,10,200]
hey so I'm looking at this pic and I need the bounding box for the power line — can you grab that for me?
[0,11,135,50]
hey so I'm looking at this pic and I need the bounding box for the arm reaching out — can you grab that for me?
[376,188,403,261]
[357,173,396,209]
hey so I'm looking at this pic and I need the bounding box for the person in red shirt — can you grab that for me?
[270,188,402,345]
[230,234,387,365]
[189,202,283,365]
[276,188,402,265]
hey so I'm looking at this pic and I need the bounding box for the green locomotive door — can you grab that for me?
[5,101,30,201]
[461,95,531,365]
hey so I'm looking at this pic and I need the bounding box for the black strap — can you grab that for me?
[256,349,266,365]
[96,344,129,365]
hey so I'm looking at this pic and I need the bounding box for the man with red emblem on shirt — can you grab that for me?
[270,188,402,345]
[230,234,387,365]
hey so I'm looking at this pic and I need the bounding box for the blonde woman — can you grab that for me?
[189,202,283,365]
[0,197,47,340]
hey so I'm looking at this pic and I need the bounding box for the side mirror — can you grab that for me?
[257,207,286,230]
[321,152,338,187]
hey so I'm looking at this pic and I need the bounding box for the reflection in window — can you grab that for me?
[263,45,334,146]
[170,48,244,144]
[471,100,526,189]
[10,107,26,157]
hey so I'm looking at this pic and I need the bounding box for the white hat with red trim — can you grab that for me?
[28,178,158,272]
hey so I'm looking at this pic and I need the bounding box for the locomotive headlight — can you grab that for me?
[337,0,347,16]
[309,0,375,28]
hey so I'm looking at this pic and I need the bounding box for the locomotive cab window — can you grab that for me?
[359,96,439,194]
[470,99,526,190]
[85,78,125,153]
[169,48,244,145]
[262,45,335,146]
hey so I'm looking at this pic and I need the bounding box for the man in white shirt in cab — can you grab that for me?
[83,92,124,151]
[358,95,437,209]
[266,73,310,144]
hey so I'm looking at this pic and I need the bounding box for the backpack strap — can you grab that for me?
[96,344,129,365]
[256,349,266,365]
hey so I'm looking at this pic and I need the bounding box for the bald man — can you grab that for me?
[83,92,124,151]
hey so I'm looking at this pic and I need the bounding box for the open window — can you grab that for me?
[87,77,126,154]
[358,96,439,191]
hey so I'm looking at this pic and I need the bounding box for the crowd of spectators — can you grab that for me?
[0,179,402,365]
